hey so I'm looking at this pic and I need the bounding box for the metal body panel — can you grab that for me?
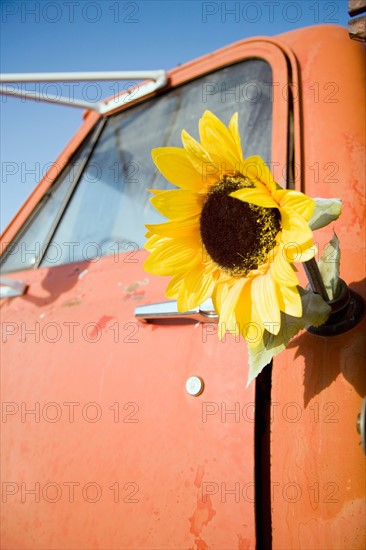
[271,25,366,549]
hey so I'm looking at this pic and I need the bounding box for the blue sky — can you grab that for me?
[0,0,349,231]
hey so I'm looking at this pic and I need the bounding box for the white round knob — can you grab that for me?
[185,376,204,396]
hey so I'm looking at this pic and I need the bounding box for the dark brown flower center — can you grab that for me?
[199,175,281,276]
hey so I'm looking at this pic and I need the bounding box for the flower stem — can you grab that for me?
[304,258,329,302]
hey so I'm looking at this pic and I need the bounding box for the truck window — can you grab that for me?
[1,59,272,271]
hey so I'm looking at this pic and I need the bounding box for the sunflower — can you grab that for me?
[144,110,316,347]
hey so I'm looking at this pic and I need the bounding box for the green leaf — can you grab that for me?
[308,198,342,230]
[246,288,331,386]
[317,232,341,300]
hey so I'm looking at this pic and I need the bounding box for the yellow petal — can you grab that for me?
[217,278,247,339]
[281,208,313,247]
[242,156,277,194]
[181,130,220,189]
[166,273,185,299]
[243,300,265,350]
[234,278,267,348]
[277,285,302,317]
[274,189,315,221]
[229,112,244,163]
[151,147,206,191]
[212,281,230,315]
[145,217,200,238]
[145,233,170,251]
[199,110,242,171]
[181,129,212,165]
[230,186,277,208]
[143,237,201,275]
[270,247,299,287]
[235,277,252,329]
[147,188,164,196]
[298,242,317,262]
[150,189,203,220]
[177,262,217,311]
[280,238,317,263]
[251,271,281,334]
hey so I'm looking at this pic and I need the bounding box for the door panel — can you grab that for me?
[1,251,256,549]
[1,38,296,549]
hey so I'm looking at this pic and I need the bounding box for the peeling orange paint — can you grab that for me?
[194,466,205,489]
[194,537,209,550]
[189,495,216,538]
[88,315,115,338]
[237,534,252,549]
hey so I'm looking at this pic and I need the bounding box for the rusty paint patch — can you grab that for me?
[189,495,216,538]
[123,290,146,302]
[190,462,216,541]
[194,537,209,549]
[89,315,115,339]
[124,279,149,293]
[237,534,251,549]
[61,300,81,307]
[123,280,149,302]
[124,282,139,293]
[194,466,205,488]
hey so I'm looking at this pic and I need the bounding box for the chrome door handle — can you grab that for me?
[356,397,366,455]
[134,298,218,323]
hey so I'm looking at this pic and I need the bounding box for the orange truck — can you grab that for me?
[1,24,365,550]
